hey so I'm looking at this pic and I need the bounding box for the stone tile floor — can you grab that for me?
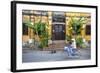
[22,48,91,63]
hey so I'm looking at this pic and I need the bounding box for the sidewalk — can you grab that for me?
[22,48,91,63]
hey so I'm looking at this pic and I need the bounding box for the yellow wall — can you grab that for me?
[22,35,29,43]
[48,11,52,38]
[22,11,91,42]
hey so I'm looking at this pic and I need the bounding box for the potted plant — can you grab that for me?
[25,21,49,50]
[68,17,87,48]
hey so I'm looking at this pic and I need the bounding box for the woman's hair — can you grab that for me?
[68,41,72,45]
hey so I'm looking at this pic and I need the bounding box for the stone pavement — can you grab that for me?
[22,48,91,63]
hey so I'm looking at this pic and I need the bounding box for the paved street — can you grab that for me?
[22,48,91,63]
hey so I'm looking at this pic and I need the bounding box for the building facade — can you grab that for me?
[22,10,91,46]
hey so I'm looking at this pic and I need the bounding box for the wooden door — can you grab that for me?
[52,24,65,40]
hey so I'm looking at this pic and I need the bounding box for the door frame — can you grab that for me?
[52,23,66,40]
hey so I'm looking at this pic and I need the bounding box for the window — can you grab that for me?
[52,12,65,22]
[85,25,91,35]
[23,23,28,35]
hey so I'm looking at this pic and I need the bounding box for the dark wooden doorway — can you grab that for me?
[52,24,65,40]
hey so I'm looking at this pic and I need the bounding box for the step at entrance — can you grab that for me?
[44,40,66,50]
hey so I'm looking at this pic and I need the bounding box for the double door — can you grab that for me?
[52,24,65,40]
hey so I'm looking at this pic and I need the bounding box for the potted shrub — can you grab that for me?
[68,17,87,48]
[25,21,49,50]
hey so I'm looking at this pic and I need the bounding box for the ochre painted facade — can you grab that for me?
[22,11,91,43]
